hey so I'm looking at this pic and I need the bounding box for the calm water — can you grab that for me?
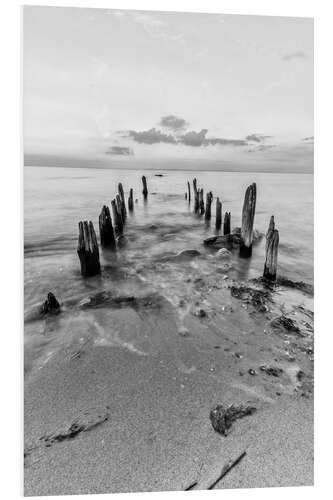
[24,166,313,370]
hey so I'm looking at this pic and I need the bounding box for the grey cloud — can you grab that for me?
[106,146,134,156]
[159,114,189,131]
[180,129,208,147]
[282,51,307,61]
[208,137,247,146]
[302,136,314,142]
[127,128,177,144]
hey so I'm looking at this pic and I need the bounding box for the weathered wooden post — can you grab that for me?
[142,176,148,199]
[205,191,213,220]
[263,216,279,281]
[215,197,222,230]
[77,221,101,277]
[128,188,134,212]
[199,188,205,215]
[224,212,231,235]
[118,183,127,219]
[239,183,257,257]
[116,195,124,225]
[187,181,191,204]
[99,205,116,250]
[111,199,123,235]
[193,178,199,213]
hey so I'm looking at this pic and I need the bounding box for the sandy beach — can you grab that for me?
[24,270,313,495]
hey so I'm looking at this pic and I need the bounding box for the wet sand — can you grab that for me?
[24,276,313,495]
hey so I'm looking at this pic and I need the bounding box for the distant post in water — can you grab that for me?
[99,205,116,250]
[215,197,222,230]
[199,188,205,215]
[263,216,279,281]
[205,191,213,220]
[128,188,134,212]
[118,183,127,219]
[111,199,123,235]
[239,183,257,257]
[193,178,199,213]
[223,211,231,235]
[142,176,148,199]
[77,221,101,277]
[187,181,191,204]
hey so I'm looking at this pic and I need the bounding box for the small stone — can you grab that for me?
[248,368,256,376]
[195,308,207,318]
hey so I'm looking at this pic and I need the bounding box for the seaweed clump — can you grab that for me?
[230,285,271,312]
[210,404,257,436]
[270,315,301,335]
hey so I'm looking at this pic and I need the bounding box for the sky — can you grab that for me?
[23,6,314,172]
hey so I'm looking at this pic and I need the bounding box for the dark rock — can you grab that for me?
[259,365,283,377]
[40,292,60,315]
[248,369,256,376]
[210,404,257,436]
[195,308,207,318]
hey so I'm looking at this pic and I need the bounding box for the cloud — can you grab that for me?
[106,146,134,156]
[159,114,188,131]
[246,134,273,143]
[282,51,307,61]
[180,129,208,147]
[208,137,247,146]
[302,136,314,142]
[126,127,177,144]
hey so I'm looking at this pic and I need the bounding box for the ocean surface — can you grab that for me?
[24,166,313,372]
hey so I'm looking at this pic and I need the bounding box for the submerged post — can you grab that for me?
[263,216,279,281]
[77,221,101,277]
[239,183,257,257]
[111,199,123,236]
[223,211,231,235]
[187,181,191,204]
[142,176,148,199]
[205,191,213,220]
[199,188,205,215]
[99,205,116,250]
[118,183,127,219]
[128,188,134,212]
[215,197,222,230]
[193,178,199,213]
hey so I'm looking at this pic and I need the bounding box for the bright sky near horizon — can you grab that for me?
[23,6,314,171]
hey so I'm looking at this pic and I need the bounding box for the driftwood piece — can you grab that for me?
[187,181,191,203]
[199,188,205,215]
[77,221,101,277]
[205,191,213,220]
[111,199,123,236]
[224,211,231,235]
[263,216,279,281]
[240,183,257,257]
[207,452,247,490]
[98,205,116,250]
[142,175,148,198]
[128,188,134,212]
[215,197,222,230]
[118,183,127,219]
[193,178,199,213]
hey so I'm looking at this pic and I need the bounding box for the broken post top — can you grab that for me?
[263,215,279,281]
[77,221,101,277]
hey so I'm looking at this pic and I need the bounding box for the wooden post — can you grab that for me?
[116,195,124,226]
[205,191,213,220]
[111,199,123,235]
[193,178,199,213]
[128,188,134,212]
[99,205,116,250]
[77,221,101,277]
[187,181,191,203]
[223,211,231,235]
[215,197,222,230]
[142,176,148,199]
[118,183,127,219]
[239,183,257,257]
[263,216,279,281]
[199,188,205,215]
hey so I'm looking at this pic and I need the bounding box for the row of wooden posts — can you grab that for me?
[77,174,279,282]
